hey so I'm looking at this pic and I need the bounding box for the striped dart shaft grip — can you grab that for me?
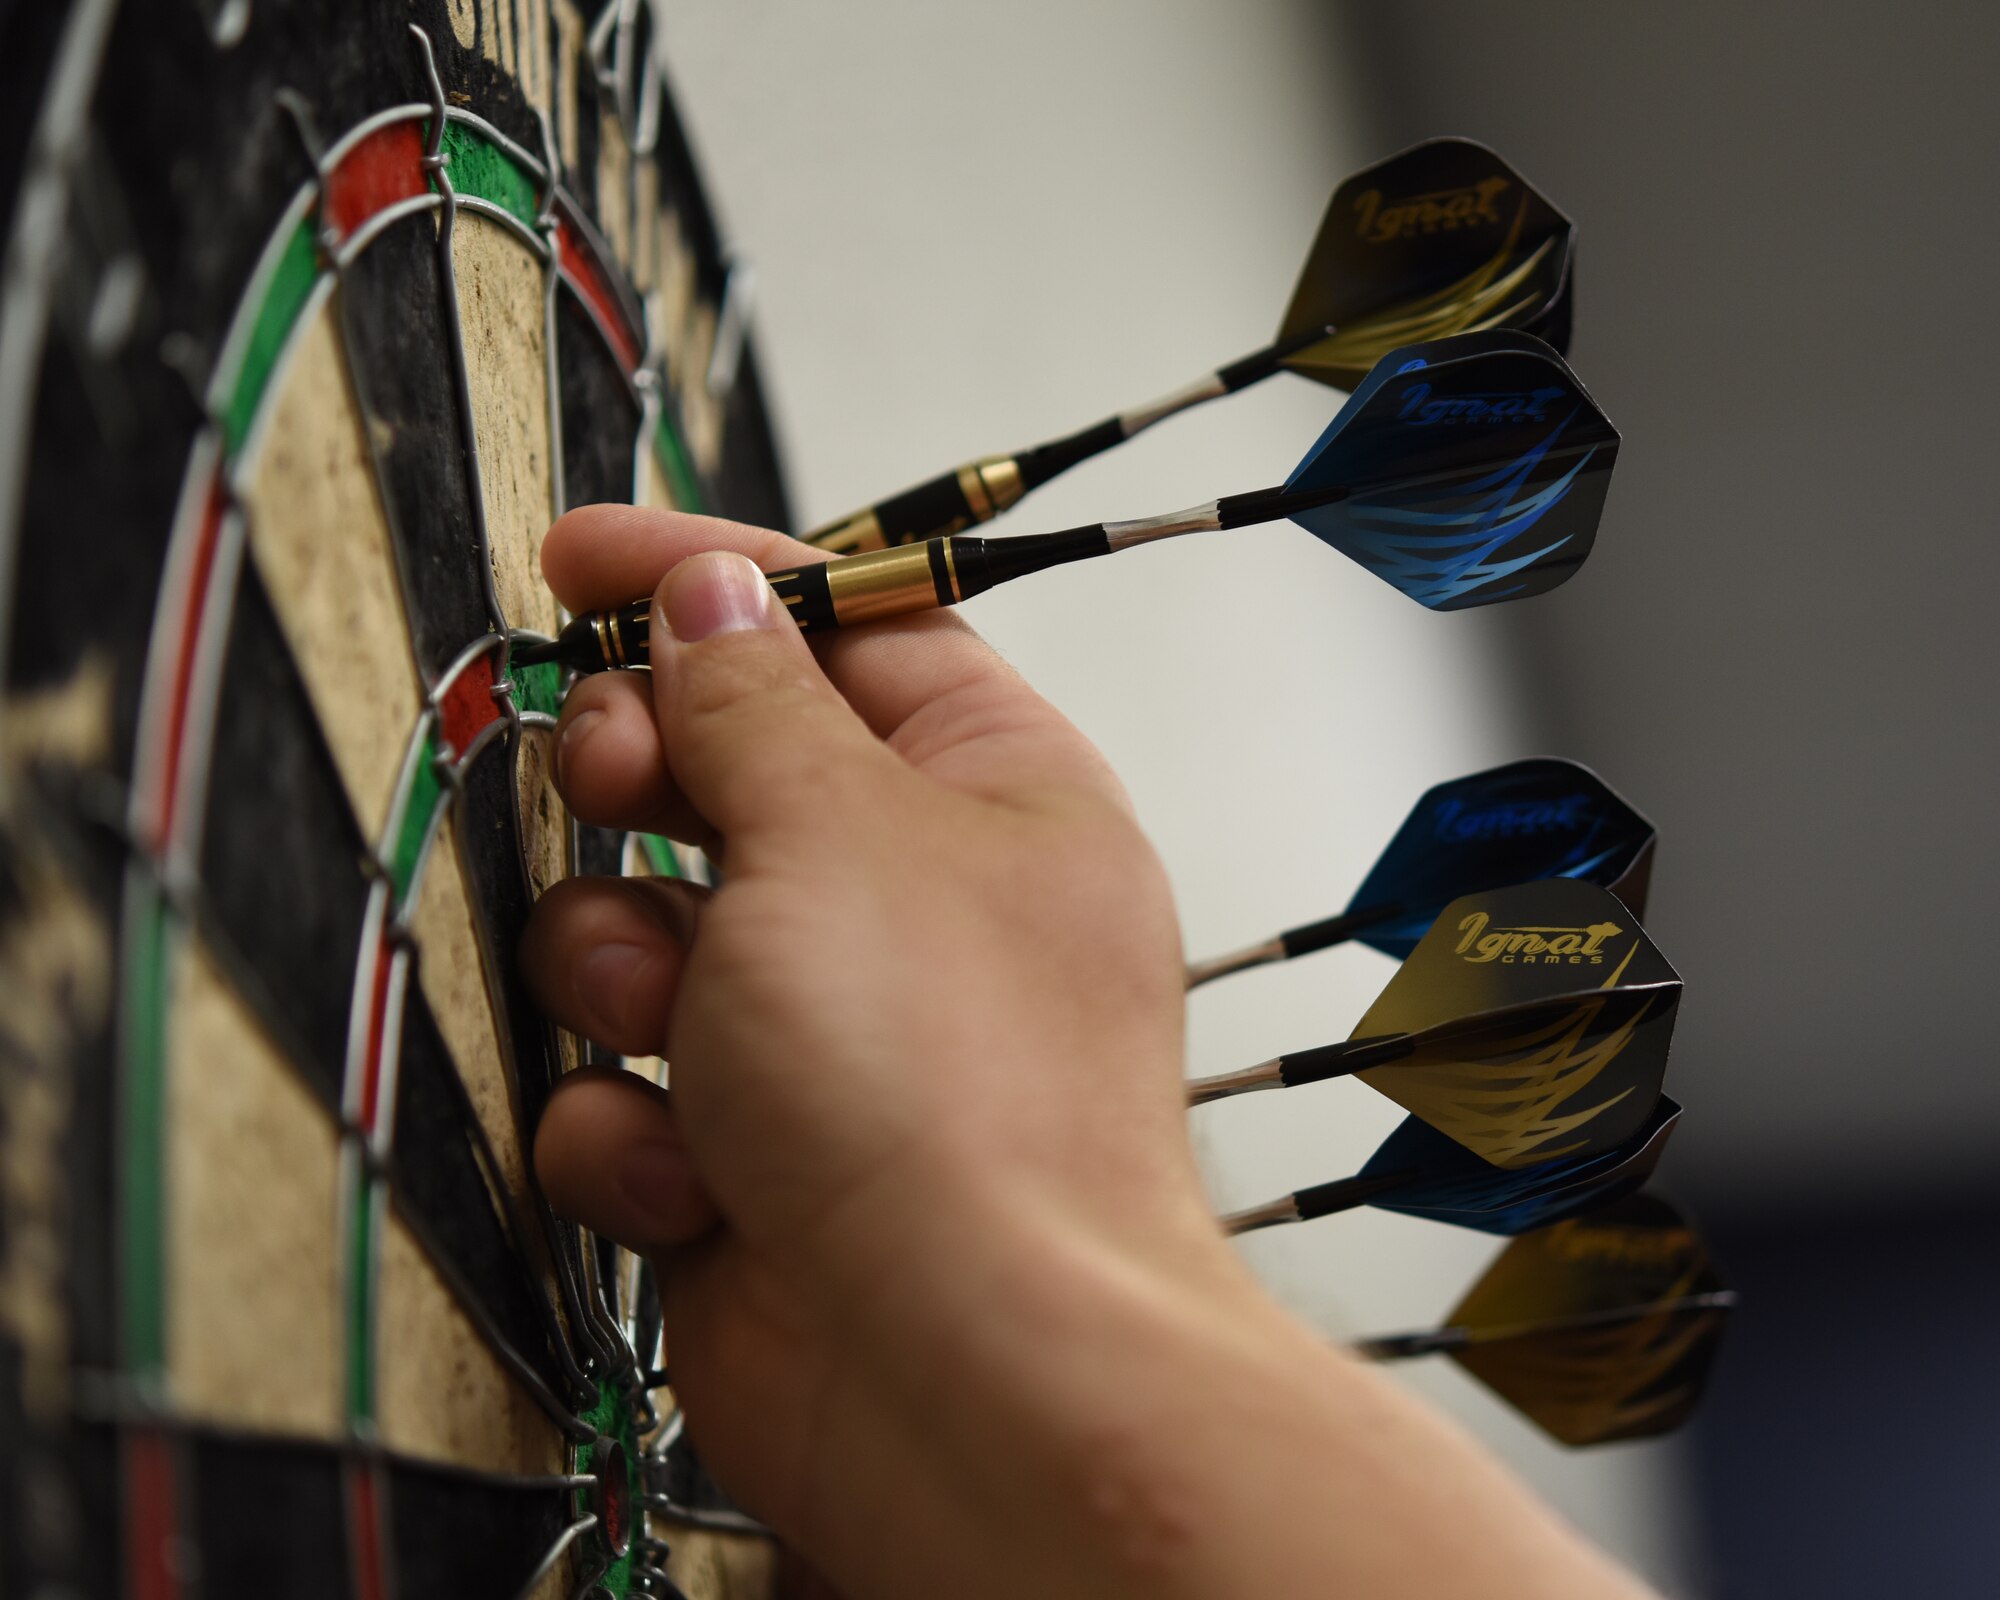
[1352,1328,1465,1362]
[1291,1170,1410,1221]
[1278,1032,1415,1087]
[1278,901,1406,960]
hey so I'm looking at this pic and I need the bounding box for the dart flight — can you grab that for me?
[517,331,1618,673]
[1353,1195,1736,1447]
[1187,879,1680,1170]
[1186,757,1656,986]
[1224,1096,1679,1237]
[808,137,1575,553]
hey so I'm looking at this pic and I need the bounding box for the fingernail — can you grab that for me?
[556,708,603,790]
[656,552,776,642]
[616,1141,693,1215]
[573,940,653,1041]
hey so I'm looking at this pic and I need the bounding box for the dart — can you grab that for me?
[1224,1095,1679,1237]
[1351,1194,1736,1446]
[806,137,1575,553]
[516,330,1618,673]
[1186,757,1655,988]
[1187,879,1680,1170]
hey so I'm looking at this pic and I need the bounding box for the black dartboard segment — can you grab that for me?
[1,4,790,1596]
[339,211,496,682]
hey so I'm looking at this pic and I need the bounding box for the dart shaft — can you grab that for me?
[1184,902,1408,989]
[1278,1032,1414,1088]
[1280,901,1407,961]
[805,328,1332,553]
[1354,1292,1739,1364]
[1222,1169,1410,1234]
[1220,1194,1303,1235]
[1185,1058,1284,1107]
[1183,935,1287,989]
[1185,1031,1410,1106]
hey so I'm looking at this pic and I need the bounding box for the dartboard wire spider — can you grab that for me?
[345,635,676,1593]
[409,42,712,1584]
[409,26,651,1417]
[59,14,758,1591]
[340,632,598,1447]
[514,46,675,1416]
[639,1406,780,1542]
[513,1511,601,1600]
[388,633,605,1396]
[294,52,643,1427]
[329,48,682,1575]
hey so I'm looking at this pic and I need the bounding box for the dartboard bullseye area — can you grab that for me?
[2,4,787,1596]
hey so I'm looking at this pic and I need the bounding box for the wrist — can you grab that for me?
[847,1171,1316,1596]
[838,1178,1648,1600]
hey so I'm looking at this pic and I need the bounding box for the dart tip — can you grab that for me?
[509,634,560,666]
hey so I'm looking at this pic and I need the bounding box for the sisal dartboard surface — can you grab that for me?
[1,3,790,1596]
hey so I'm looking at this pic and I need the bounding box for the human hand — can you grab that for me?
[522,507,1250,1596]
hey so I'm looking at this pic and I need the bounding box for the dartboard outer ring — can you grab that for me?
[1,4,790,1597]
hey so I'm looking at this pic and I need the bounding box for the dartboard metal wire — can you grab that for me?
[1,4,786,1597]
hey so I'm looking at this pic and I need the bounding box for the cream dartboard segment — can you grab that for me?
[0,4,782,1597]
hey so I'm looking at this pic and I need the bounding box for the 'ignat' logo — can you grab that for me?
[1455,912,1623,966]
[1547,1224,1693,1269]
[1434,794,1592,842]
[1397,383,1568,427]
[1354,177,1510,243]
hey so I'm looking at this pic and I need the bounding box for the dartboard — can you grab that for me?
[1,4,791,1596]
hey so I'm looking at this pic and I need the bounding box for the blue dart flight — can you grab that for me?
[1187,756,1655,987]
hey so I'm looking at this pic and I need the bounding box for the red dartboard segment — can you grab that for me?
[346,1462,389,1600]
[324,119,430,248]
[556,213,643,373]
[356,931,396,1135]
[436,651,504,757]
[147,472,229,857]
[123,1429,185,1600]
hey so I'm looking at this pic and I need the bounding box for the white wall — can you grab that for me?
[664,3,1687,1587]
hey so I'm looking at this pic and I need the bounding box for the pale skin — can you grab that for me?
[523,506,1658,1600]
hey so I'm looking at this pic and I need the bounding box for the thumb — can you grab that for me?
[648,551,895,848]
